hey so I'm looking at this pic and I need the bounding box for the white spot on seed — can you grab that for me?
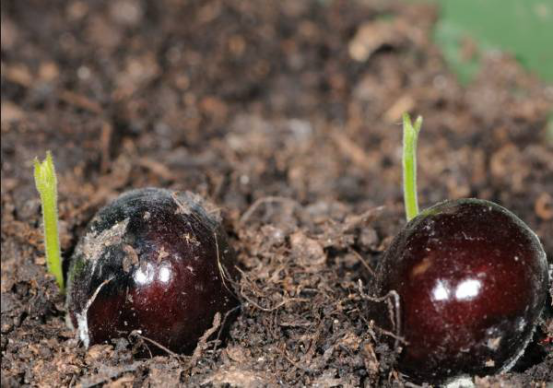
[159,265,171,283]
[432,280,450,301]
[75,279,111,348]
[134,263,155,285]
[455,279,481,301]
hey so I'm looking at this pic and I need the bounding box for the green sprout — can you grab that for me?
[34,152,64,291]
[402,113,423,222]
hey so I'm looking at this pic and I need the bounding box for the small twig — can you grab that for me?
[100,122,112,173]
[242,293,309,312]
[129,330,183,359]
[215,305,242,345]
[371,322,407,344]
[189,312,222,371]
[357,280,404,350]
[350,248,377,279]
[235,267,272,298]
[239,288,288,312]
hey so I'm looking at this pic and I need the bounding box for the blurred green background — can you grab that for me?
[428,0,553,84]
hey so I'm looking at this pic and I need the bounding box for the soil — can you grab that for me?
[1,0,552,387]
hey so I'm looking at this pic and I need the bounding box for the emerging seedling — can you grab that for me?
[374,114,549,384]
[34,152,64,291]
[33,155,239,354]
[402,114,423,222]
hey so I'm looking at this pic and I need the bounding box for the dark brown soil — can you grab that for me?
[1,1,552,387]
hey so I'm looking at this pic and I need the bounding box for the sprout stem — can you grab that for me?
[34,152,64,291]
[402,113,423,222]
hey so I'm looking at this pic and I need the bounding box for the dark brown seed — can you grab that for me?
[375,199,549,384]
[66,188,239,354]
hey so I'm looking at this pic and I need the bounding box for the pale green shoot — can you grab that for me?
[402,113,423,222]
[34,152,64,291]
